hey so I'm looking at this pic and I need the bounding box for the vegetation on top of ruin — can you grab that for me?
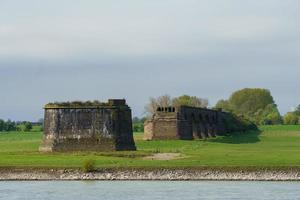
[145,95,209,116]
[45,100,113,108]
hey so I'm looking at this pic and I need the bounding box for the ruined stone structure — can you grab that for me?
[39,99,136,152]
[144,106,231,140]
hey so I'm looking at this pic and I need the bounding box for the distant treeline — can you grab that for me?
[0,119,43,132]
[132,117,146,132]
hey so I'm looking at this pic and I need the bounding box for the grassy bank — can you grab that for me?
[0,125,300,169]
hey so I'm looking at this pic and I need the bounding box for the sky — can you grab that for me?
[0,0,300,121]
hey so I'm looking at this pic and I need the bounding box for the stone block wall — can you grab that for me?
[39,99,136,152]
[144,106,231,140]
[144,112,179,140]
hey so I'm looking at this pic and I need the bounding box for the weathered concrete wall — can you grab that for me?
[40,99,136,152]
[144,106,231,140]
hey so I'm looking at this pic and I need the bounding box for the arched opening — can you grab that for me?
[191,113,196,121]
[205,115,210,123]
[191,113,198,139]
[199,114,203,122]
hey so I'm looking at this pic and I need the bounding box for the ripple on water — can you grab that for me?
[0,181,299,200]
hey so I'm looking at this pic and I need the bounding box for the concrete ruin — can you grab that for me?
[144,106,240,140]
[39,99,136,152]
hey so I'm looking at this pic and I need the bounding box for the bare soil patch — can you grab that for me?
[143,153,183,160]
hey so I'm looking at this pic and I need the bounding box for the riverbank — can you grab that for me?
[0,168,299,181]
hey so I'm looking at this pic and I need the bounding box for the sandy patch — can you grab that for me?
[143,153,183,161]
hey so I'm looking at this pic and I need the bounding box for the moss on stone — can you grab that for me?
[44,99,128,109]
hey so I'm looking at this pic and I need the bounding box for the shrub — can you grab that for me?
[284,112,299,125]
[24,122,32,132]
[133,123,144,132]
[81,159,96,173]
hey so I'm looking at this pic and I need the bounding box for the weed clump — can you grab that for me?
[82,159,96,173]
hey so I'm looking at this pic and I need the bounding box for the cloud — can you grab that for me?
[0,0,298,61]
[0,0,299,120]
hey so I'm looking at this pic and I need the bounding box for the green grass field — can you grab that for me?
[0,125,300,169]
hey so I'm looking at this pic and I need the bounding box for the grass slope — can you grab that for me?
[0,125,300,169]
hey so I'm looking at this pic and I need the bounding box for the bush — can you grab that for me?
[16,121,33,132]
[24,122,32,132]
[133,123,144,132]
[81,159,96,173]
[284,112,299,125]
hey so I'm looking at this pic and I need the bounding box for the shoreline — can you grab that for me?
[0,169,299,181]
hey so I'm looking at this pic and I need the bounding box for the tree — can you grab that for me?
[172,95,208,108]
[215,88,282,125]
[144,95,172,116]
[23,122,33,132]
[258,104,282,125]
[5,120,16,131]
[229,88,275,115]
[294,105,300,116]
[0,119,4,132]
[0,119,18,132]
[16,121,33,132]
[215,99,232,112]
[145,95,209,116]
[283,112,299,125]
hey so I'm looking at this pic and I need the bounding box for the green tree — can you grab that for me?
[294,105,300,116]
[23,122,33,132]
[229,88,275,115]
[215,88,282,125]
[17,121,33,132]
[283,112,299,125]
[5,120,16,131]
[258,104,282,125]
[172,95,208,108]
[215,99,232,112]
[0,119,4,132]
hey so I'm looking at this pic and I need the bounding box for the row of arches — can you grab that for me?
[191,123,218,138]
[180,110,221,138]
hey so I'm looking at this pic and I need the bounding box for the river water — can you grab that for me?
[0,181,299,200]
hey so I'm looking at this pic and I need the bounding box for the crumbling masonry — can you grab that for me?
[39,99,136,152]
[144,106,235,140]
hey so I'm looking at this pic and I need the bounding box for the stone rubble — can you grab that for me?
[0,169,299,181]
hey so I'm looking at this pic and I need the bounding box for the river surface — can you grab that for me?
[0,181,299,200]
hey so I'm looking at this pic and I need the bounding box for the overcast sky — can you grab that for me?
[0,0,299,121]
